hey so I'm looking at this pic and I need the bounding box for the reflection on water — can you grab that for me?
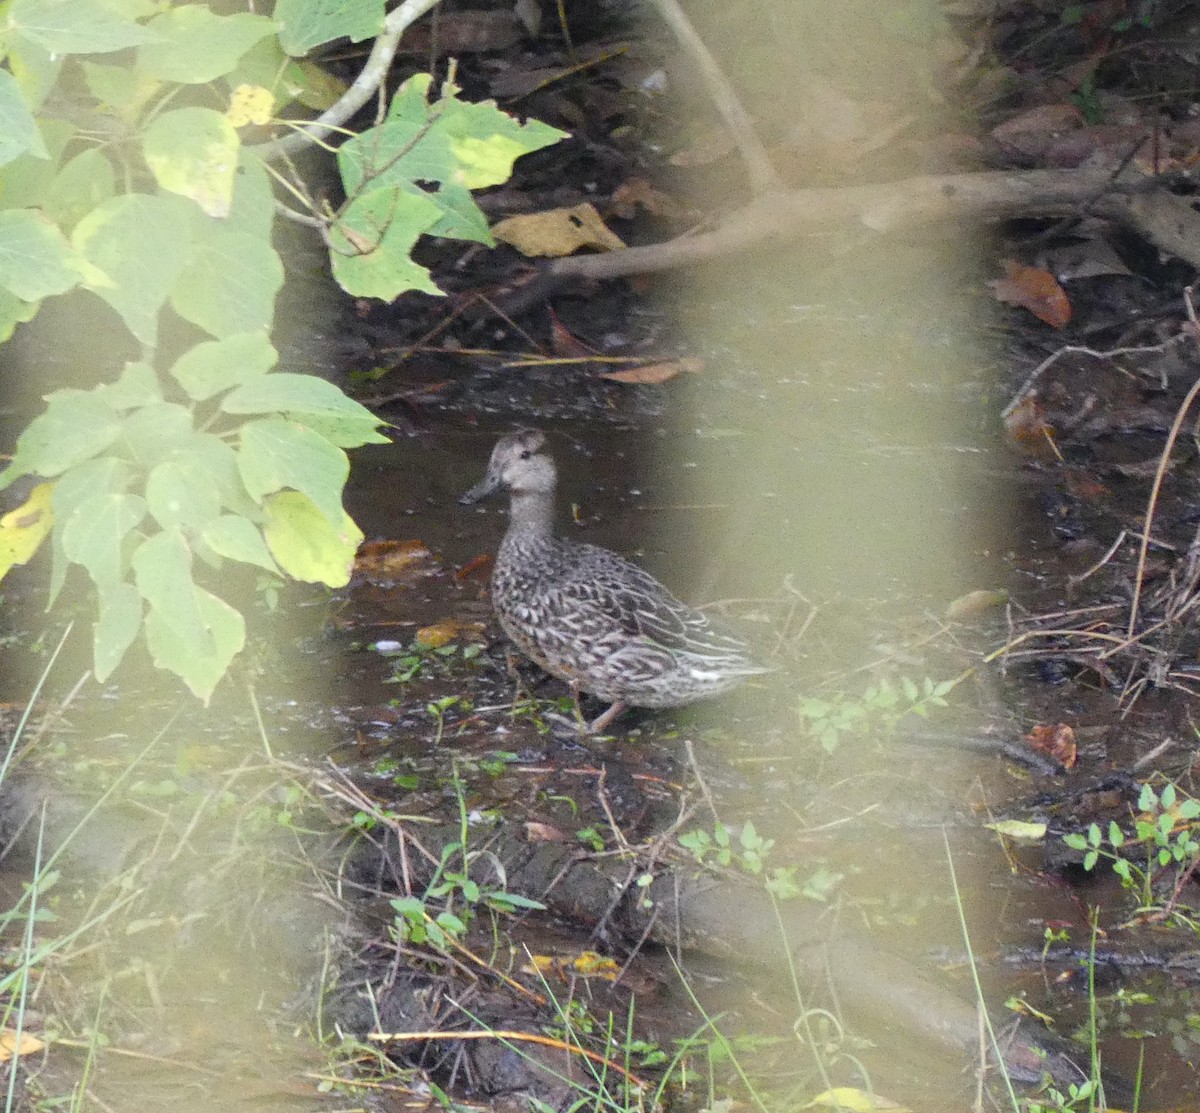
[662,0,1001,1103]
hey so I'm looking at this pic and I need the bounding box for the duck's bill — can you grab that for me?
[459,473,501,505]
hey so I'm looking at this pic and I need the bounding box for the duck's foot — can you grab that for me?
[588,700,627,735]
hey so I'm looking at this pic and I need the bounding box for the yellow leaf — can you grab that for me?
[0,482,54,579]
[0,1029,45,1062]
[227,83,274,127]
[808,1087,908,1111]
[415,619,460,648]
[492,203,625,258]
[985,820,1047,841]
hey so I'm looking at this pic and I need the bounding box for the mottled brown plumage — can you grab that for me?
[460,429,769,732]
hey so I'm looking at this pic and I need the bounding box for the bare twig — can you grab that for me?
[252,0,443,162]
[644,0,780,196]
[1126,286,1200,636]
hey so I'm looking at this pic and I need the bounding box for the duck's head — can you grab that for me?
[460,429,557,504]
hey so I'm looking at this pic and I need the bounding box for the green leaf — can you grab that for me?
[44,149,115,230]
[119,402,196,469]
[48,456,131,602]
[5,37,62,112]
[168,332,277,400]
[171,227,282,337]
[9,0,161,54]
[0,288,39,344]
[0,391,122,485]
[145,458,223,533]
[73,193,194,346]
[220,372,380,427]
[82,60,163,119]
[224,152,276,240]
[174,433,256,516]
[263,490,361,587]
[143,586,244,701]
[0,209,85,301]
[61,490,147,589]
[329,187,443,299]
[201,515,280,574]
[274,0,384,55]
[131,529,212,658]
[93,581,142,682]
[138,8,277,83]
[94,361,163,411]
[291,413,390,448]
[236,416,348,525]
[142,108,240,218]
[0,69,50,166]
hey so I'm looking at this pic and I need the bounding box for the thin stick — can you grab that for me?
[1127,286,1200,636]
[644,0,779,196]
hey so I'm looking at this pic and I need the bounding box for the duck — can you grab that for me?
[460,429,771,733]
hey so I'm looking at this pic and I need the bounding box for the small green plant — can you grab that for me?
[389,766,545,953]
[1027,1078,1099,1113]
[798,674,955,753]
[383,638,483,683]
[1062,780,1200,909]
[679,820,830,902]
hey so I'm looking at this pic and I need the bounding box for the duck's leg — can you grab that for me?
[588,699,627,735]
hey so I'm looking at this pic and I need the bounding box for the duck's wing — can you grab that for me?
[557,548,768,672]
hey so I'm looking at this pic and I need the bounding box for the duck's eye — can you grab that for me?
[519,449,533,460]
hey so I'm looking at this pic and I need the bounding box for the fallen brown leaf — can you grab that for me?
[492,203,625,257]
[600,357,704,384]
[989,259,1072,328]
[1025,723,1077,769]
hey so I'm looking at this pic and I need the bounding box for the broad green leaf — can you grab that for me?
[142,108,240,218]
[201,514,280,574]
[5,37,62,111]
[329,187,442,299]
[139,8,277,83]
[0,209,85,301]
[0,119,71,208]
[171,227,282,338]
[9,0,161,53]
[174,433,257,516]
[263,490,361,587]
[73,193,194,345]
[274,0,384,55]
[220,372,379,424]
[282,58,347,112]
[143,587,244,701]
[131,529,212,658]
[48,456,132,603]
[226,37,345,113]
[220,373,387,447]
[61,490,146,589]
[0,69,49,165]
[224,152,275,239]
[44,149,115,230]
[94,361,162,411]
[236,416,348,526]
[93,581,142,682]
[290,413,390,448]
[119,402,196,469]
[82,60,163,120]
[145,458,223,533]
[0,288,39,344]
[0,391,121,486]
[168,332,277,400]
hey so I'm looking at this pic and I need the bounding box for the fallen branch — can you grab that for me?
[544,167,1189,287]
